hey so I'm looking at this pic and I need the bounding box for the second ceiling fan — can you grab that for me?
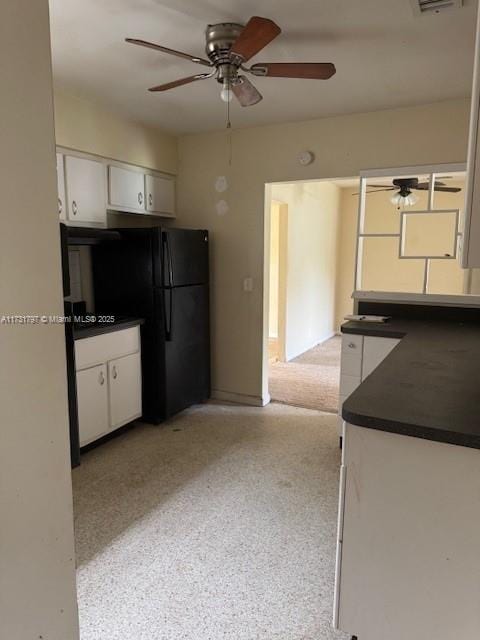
[126,16,336,107]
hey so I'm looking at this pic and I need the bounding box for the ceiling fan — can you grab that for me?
[355,177,462,208]
[126,16,336,107]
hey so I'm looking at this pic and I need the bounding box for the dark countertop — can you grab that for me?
[341,318,480,450]
[73,317,144,340]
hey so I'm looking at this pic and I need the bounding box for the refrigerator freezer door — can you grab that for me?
[160,229,209,287]
[163,284,210,417]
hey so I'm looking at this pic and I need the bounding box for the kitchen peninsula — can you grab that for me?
[334,296,480,640]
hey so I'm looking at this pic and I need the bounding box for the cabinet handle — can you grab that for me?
[148,193,153,207]
[58,198,63,215]
[112,365,118,380]
[99,371,105,385]
[72,200,78,216]
[138,192,143,205]
[348,342,356,349]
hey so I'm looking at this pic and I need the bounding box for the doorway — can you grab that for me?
[263,178,356,413]
[268,200,288,364]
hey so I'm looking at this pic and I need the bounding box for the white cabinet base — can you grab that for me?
[336,424,480,639]
[75,327,142,448]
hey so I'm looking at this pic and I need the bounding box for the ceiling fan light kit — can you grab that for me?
[355,177,462,209]
[126,16,336,108]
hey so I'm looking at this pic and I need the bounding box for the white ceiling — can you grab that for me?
[49,0,477,135]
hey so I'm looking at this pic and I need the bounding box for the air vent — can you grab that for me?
[410,0,463,15]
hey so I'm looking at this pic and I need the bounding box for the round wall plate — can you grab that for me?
[297,150,314,166]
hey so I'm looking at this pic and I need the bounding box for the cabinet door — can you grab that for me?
[76,364,109,446]
[65,155,106,225]
[362,336,400,380]
[56,153,66,221]
[108,352,142,429]
[145,174,175,216]
[108,165,145,212]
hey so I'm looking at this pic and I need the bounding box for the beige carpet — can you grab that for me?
[73,403,349,640]
[269,336,341,413]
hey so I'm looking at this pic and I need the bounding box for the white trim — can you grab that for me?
[353,290,480,307]
[461,3,480,267]
[360,163,466,179]
[211,389,270,407]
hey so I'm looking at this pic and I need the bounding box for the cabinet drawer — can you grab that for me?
[339,374,361,399]
[75,326,140,370]
[341,334,363,377]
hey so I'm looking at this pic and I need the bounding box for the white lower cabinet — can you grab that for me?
[76,364,109,447]
[338,333,400,434]
[75,326,142,447]
[335,423,480,639]
[362,335,400,379]
[108,353,142,429]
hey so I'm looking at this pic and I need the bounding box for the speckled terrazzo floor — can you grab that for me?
[72,402,349,640]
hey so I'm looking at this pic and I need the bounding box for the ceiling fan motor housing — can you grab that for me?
[393,177,418,196]
[205,23,245,85]
[205,23,244,64]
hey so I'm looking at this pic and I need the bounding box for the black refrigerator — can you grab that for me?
[92,227,210,423]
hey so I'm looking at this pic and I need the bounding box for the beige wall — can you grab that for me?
[0,2,78,638]
[269,203,280,338]
[176,99,470,403]
[54,88,177,174]
[271,181,341,360]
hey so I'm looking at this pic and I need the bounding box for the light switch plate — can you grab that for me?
[243,277,253,292]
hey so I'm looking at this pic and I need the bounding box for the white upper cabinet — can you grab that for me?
[462,8,480,268]
[56,147,176,222]
[64,155,106,226]
[108,165,146,213]
[56,153,66,221]
[145,174,175,216]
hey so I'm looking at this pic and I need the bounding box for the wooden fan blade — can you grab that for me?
[415,183,460,192]
[432,186,462,193]
[230,17,281,63]
[250,62,336,79]
[352,188,395,195]
[149,73,211,92]
[126,38,211,67]
[416,181,446,189]
[232,76,263,107]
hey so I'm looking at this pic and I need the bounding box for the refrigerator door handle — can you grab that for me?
[163,232,174,288]
[164,288,173,341]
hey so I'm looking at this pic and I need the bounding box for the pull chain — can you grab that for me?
[226,87,232,166]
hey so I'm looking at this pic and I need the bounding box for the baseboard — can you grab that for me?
[286,331,336,361]
[212,389,270,407]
